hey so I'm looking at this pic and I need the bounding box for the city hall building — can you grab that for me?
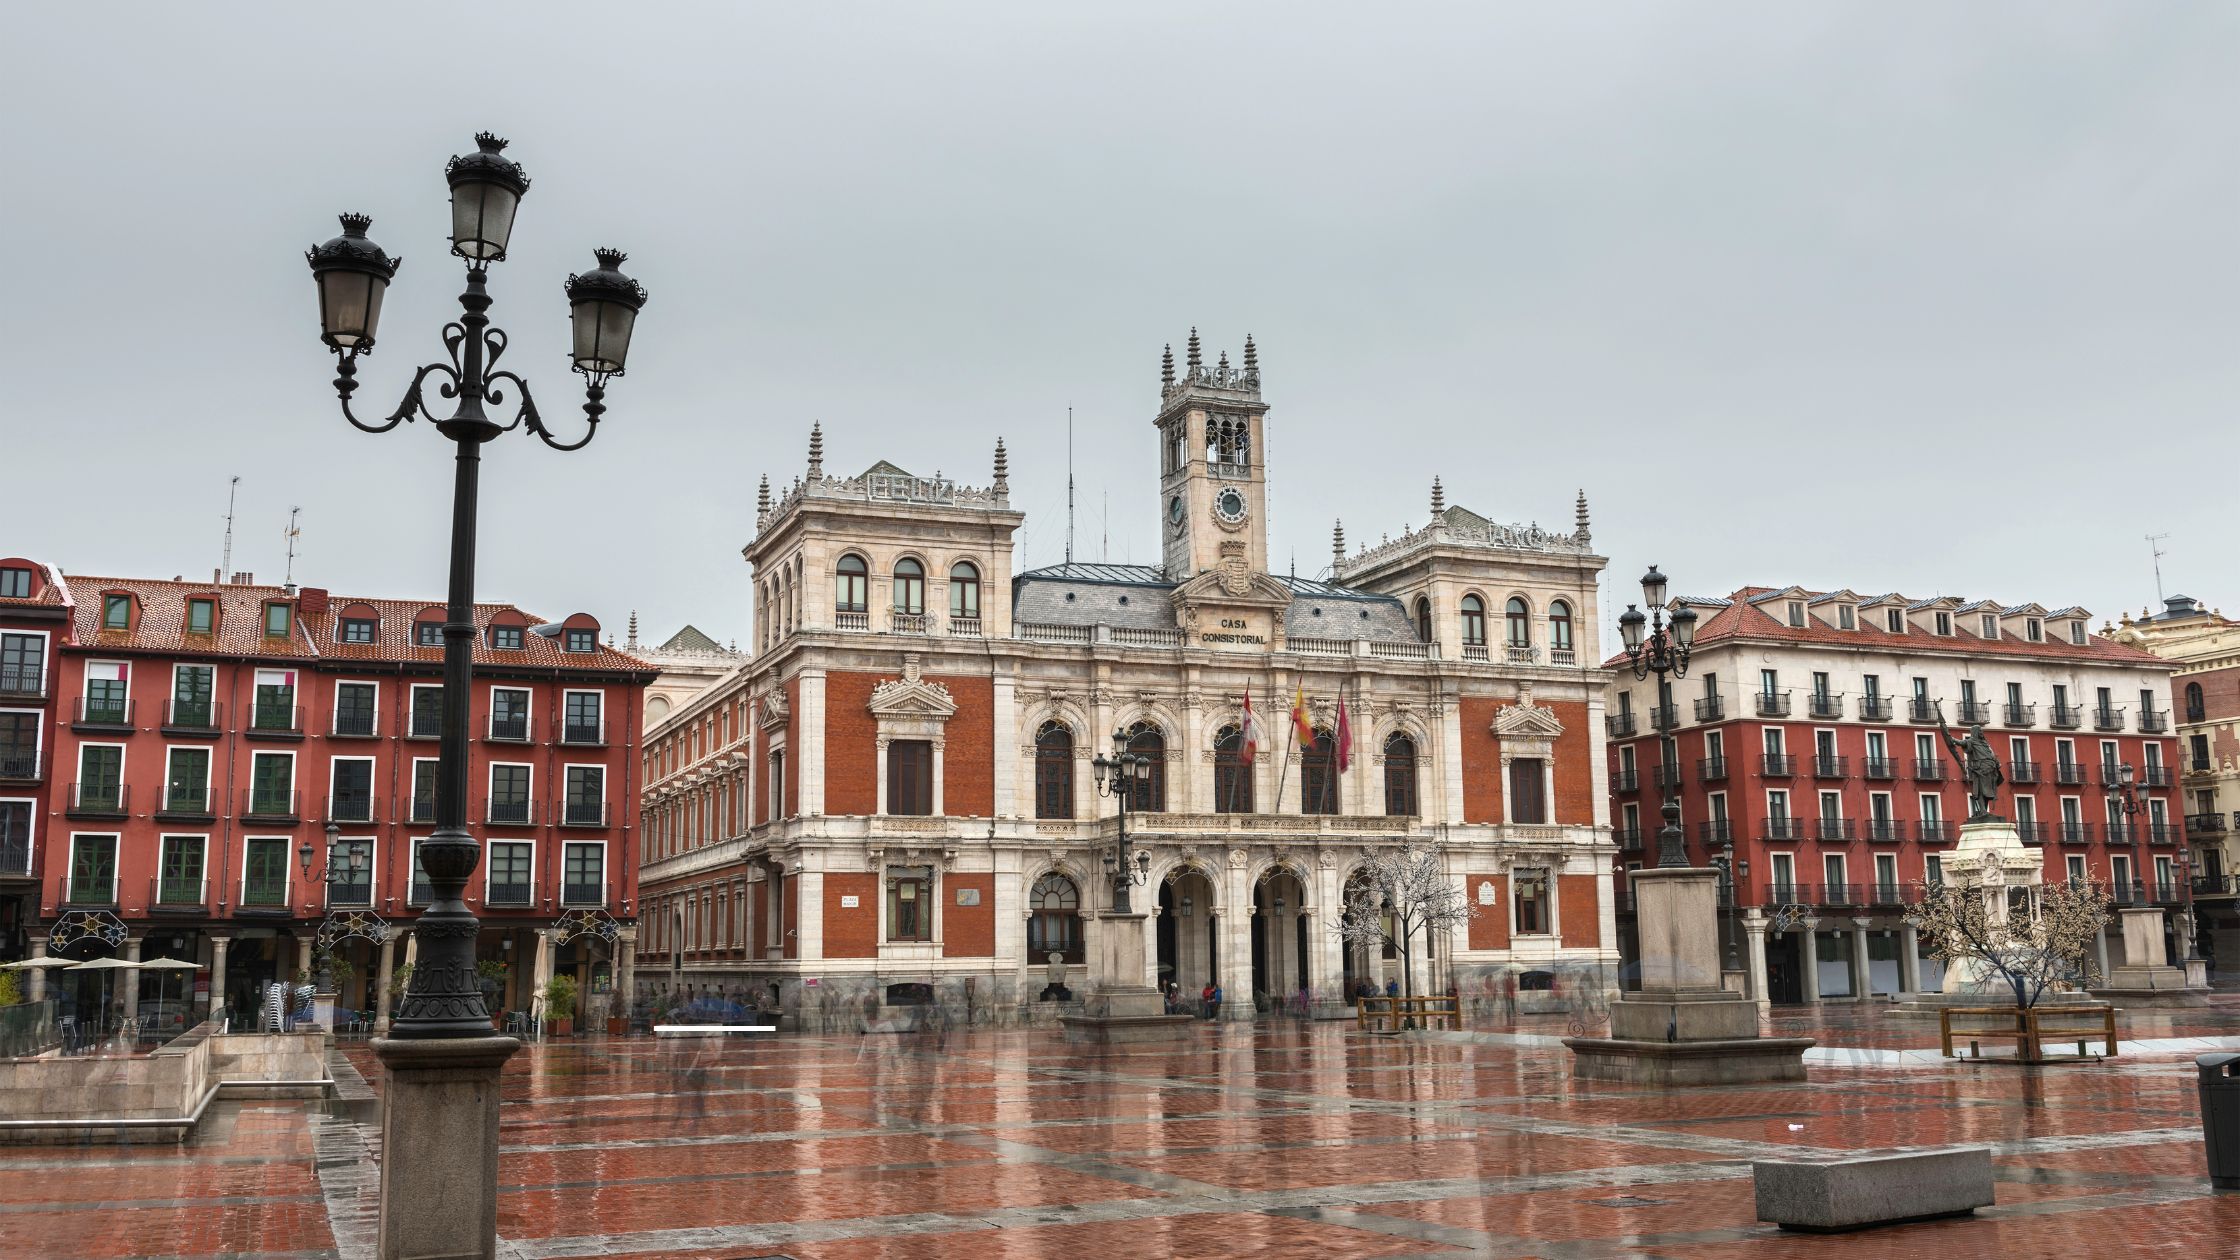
[636,336,1619,1025]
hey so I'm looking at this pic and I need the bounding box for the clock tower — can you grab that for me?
[1155,329,1271,581]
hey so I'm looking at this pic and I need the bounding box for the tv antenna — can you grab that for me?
[220,476,241,579]
[2146,533,2170,603]
[1065,404,1076,567]
[283,507,304,586]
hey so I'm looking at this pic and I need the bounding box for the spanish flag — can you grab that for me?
[1291,681,1314,745]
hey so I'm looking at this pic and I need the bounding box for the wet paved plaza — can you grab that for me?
[3,1007,2238,1258]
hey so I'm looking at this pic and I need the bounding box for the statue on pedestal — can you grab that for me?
[1937,706,2005,822]
[1039,952,1073,1003]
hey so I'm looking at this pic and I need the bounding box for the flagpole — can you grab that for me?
[1272,678,1296,813]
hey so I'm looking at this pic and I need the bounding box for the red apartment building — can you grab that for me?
[1609,586,2178,1006]
[9,564,653,1030]
[0,558,70,966]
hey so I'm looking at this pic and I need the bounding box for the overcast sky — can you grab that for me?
[3,3,2233,648]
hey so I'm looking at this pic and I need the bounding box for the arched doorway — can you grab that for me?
[1250,868,1309,1014]
[1338,869,1394,999]
[1156,866,1218,1003]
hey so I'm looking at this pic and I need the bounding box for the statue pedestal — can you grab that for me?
[1896,821,2102,1012]
[1059,913,1192,1044]
[1566,869,1812,1085]
[2094,906,2209,1008]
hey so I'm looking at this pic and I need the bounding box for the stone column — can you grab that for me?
[374,933,397,1034]
[2095,925,2111,982]
[123,935,144,1021]
[1313,860,1346,1011]
[372,1035,522,1260]
[797,670,827,816]
[27,957,44,1003]
[208,936,230,1023]
[1898,922,1921,996]
[1799,920,1821,1003]
[1218,856,1252,1019]
[1743,909,1770,1014]
[615,926,638,1018]
[1850,921,1871,1001]
[990,665,1018,820]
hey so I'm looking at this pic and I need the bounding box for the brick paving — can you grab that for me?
[2,1006,2238,1257]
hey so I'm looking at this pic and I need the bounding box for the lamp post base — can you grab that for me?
[371,1036,522,1260]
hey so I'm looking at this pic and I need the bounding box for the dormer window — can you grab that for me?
[1837,605,1855,629]
[1886,609,1904,633]
[415,621,443,647]
[186,598,215,635]
[2069,622,2086,645]
[0,567,29,599]
[492,626,523,650]
[340,617,376,644]
[264,602,292,638]
[564,628,595,653]
[1934,612,1952,635]
[1786,602,1804,627]
[2026,618,2043,642]
[1981,614,1998,639]
[102,594,131,630]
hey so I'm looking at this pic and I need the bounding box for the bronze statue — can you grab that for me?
[1937,703,2005,822]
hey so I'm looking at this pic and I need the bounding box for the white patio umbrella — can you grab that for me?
[0,955,75,969]
[66,957,144,1037]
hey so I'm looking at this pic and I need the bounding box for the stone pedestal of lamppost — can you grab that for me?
[1059,911,1192,1044]
[2095,906,2210,1008]
[1565,868,1814,1085]
[371,1036,520,1259]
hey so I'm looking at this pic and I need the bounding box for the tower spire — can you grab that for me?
[1430,476,1445,518]
[992,436,1009,499]
[1243,334,1258,378]
[757,473,771,515]
[1160,343,1174,389]
[1574,488,1591,544]
[1332,518,1345,571]
[807,421,824,479]
[627,610,639,649]
[1186,327,1202,373]
[1217,349,1229,375]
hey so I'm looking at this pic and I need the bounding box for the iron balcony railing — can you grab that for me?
[1814,816,1856,841]
[2096,762,2130,787]
[561,800,608,827]
[242,789,300,821]
[248,703,302,735]
[0,751,37,782]
[1693,696,1725,722]
[241,876,289,908]
[487,799,536,826]
[2139,709,2170,734]
[2187,703,2208,723]
[63,879,117,907]
[1697,820,1733,846]
[561,717,606,746]
[410,708,444,739]
[488,713,531,742]
[1916,820,1954,843]
[2093,707,2127,732]
[2141,765,2176,788]
[1760,753,1796,777]
[150,875,204,911]
[410,879,436,905]
[1813,754,1849,778]
[2050,704,2083,729]
[2003,703,2037,727]
[72,697,134,729]
[2057,821,2094,845]
[1762,882,1809,907]
[2187,813,2227,835]
[1908,698,1938,723]
[2147,822,2179,845]
[2054,762,2089,786]
[410,796,436,824]
[1606,713,1638,739]
[1649,704,1679,732]
[1611,768,1640,793]
[485,881,534,908]
[1858,696,1893,721]
[1651,763,1684,788]
[1863,757,1898,780]
[1862,818,1903,842]
[0,664,48,699]
[0,838,28,877]
[1808,693,1844,720]
[163,699,221,732]
[2015,821,2047,845]
[157,787,212,817]
[2009,760,2041,785]
[66,782,128,816]
[561,882,605,907]
[2190,756,2214,775]
[1698,755,1728,782]
[327,793,377,825]
[1820,882,1861,906]
[1870,883,1908,906]
[1912,758,1946,781]
[1957,700,1992,724]
[1615,826,1643,852]
[327,877,375,908]
[330,708,378,737]
[1762,816,1803,841]
[2104,822,2137,847]
[1755,691,1792,717]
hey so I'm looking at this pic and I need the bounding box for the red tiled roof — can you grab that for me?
[0,557,69,609]
[1603,586,2167,670]
[60,574,655,675]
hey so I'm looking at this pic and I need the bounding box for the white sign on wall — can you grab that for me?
[1477,880,1497,906]
[839,895,860,908]
[955,888,981,906]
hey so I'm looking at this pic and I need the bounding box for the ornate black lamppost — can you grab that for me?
[305,133,646,1040]
[298,823,368,991]
[1616,566,1697,870]
[2106,763,2199,963]
[1089,730,1154,913]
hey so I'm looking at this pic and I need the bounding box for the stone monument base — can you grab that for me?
[1058,988,1194,1044]
[2093,965,2210,1009]
[372,1035,521,1260]
[1565,1035,1817,1086]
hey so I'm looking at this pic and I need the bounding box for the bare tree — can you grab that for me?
[1904,878,2111,1010]
[1334,846,1477,1003]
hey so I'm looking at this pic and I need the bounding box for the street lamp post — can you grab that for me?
[2104,762,2197,962]
[298,823,369,992]
[1090,729,1154,913]
[305,132,646,1260]
[1616,566,1698,870]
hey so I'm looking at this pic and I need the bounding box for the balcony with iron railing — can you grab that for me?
[2093,707,2127,732]
[1858,695,1893,722]
[2095,762,2131,787]
[1862,818,1903,843]
[1813,754,1849,779]
[1808,692,1844,720]
[240,873,289,910]
[330,708,378,738]
[163,699,222,735]
[2187,813,2227,836]
[326,876,375,908]
[1908,698,1939,723]
[0,664,48,700]
[2053,762,2089,786]
[1755,691,1792,717]
[1813,816,1856,842]
[1698,755,1728,782]
[71,696,134,732]
[1863,757,1898,780]
[1820,882,1861,906]
[1651,763,1685,789]
[488,713,531,743]
[485,880,535,909]
[241,789,300,823]
[1912,758,1946,781]
[2104,822,2137,847]
[2141,765,2175,789]
[410,878,436,906]
[1694,695,1725,722]
[1916,819,1954,844]
[2139,709,2170,734]
[1615,826,1643,852]
[561,717,607,746]
[1648,704,1679,732]
[1869,882,1909,906]
[562,880,606,908]
[1761,816,1803,841]
[149,875,205,913]
[156,785,213,820]
[0,835,27,877]
[1762,882,1811,907]
[1957,700,1992,725]
[2009,760,2041,785]
[65,782,128,818]
[487,799,537,827]
[409,708,444,740]
[0,750,38,784]
[2003,703,2037,728]
[2190,756,2216,776]
[2057,821,2094,845]
[1697,820,1733,847]
[2050,703,2083,730]
[63,877,117,908]
[1759,752,1797,777]
[2015,821,2046,845]
[246,703,302,737]
[2147,822,2179,845]
[561,800,609,827]
[326,792,377,825]
[1606,713,1637,739]
[1611,768,1640,793]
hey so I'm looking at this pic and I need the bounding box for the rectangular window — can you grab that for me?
[328,837,374,906]
[888,867,934,941]
[333,681,377,736]
[1982,614,1998,638]
[887,740,933,816]
[563,692,603,744]
[1838,605,1855,629]
[330,757,374,822]
[186,598,215,635]
[490,688,530,741]
[410,685,443,738]
[1862,674,1880,699]
[2015,795,2037,827]
[1823,853,1847,892]
[565,629,595,653]
[1874,853,1898,895]
[164,747,210,813]
[77,745,122,809]
[168,664,214,728]
[487,841,533,906]
[565,765,605,826]
[1935,612,1952,635]
[1787,601,1805,627]
[1759,669,1779,696]
[2071,622,2087,645]
[156,835,204,905]
[1767,789,1790,821]
[1763,728,1786,756]
[489,764,532,824]
[410,840,434,904]
[411,758,438,823]
[0,711,35,777]
[2027,619,2043,642]
[770,750,786,818]
[249,752,294,816]
[251,668,296,731]
[492,625,523,650]
[340,616,375,643]
[83,661,128,724]
[2066,855,2086,883]
[0,632,46,697]
[563,842,604,905]
[241,837,289,906]
[2112,854,2133,891]
[264,603,291,637]
[102,594,130,630]
[1512,868,1550,934]
[1925,854,1943,885]
[1508,757,1546,824]
[1886,608,1904,632]
[68,834,118,904]
[1771,852,1797,897]
[0,568,27,599]
[416,621,443,647]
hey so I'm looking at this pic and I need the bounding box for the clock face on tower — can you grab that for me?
[1167,495,1186,533]
[1213,486,1248,524]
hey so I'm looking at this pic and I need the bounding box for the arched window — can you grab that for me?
[892,558,925,615]
[1384,734,1418,816]
[1214,725,1254,813]
[1028,873,1083,964]
[2186,682,2205,723]
[836,554,868,614]
[1548,600,1573,653]
[1035,721,1074,820]
[1301,726,1340,815]
[1124,722,1166,812]
[949,561,980,619]
[1460,595,1486,647]
[1414,596,1432,644]
[1505,597,1531,647]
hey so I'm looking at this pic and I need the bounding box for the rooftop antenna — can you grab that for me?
[220,476,241,580]
[1101,489,1109,563]
[2147,533,2171,602]
[282,507,303,586]
[1065,405,1076,567]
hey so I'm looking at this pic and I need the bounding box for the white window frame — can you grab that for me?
[325,832,378,909]
[248,748,297,805]
[562,762,608,827]
[486,761,535,826]
[67,831,120,904]
[0,707,43,768]
[0,796,35,877]
[484,837,538,908]
[155,832,209,904]
[560,839,608,908]
[486,684,533,742]
[169,662,214,719]
[0,628,52,697]
[1770,852,1798,898]
[332,678,381,735]
[238,833,294,908]
[328,754,377,822]
[1822,852,1848,890]
[1925,854,1944,884]
[2066,855,2086,883]
[162,743,212,813]
[75,740,126,807]
[408,683,445,739]
[560,689,606,745]
[409,756,440,824]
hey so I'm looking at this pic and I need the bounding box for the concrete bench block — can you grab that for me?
[1754,1147,1993,1231]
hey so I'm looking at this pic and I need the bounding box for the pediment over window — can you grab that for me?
[1492,681,1565,738]
[869,654,957,719]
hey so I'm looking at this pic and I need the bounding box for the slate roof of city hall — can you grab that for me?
[1012,562,1420,643]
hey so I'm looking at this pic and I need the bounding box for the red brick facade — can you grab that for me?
[1558,874,1600,948]
[1467,873,1509,950]
[942,872,994,957]
[822,872,877,958]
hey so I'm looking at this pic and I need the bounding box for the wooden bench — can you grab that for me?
[1755,1147,1994,1232]
[1355,995,1460,1032]
[1939,1005,2116,1062]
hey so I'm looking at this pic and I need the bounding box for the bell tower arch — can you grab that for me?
[1156,329,1270,580]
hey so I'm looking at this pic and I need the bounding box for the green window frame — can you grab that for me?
[68,835,117,904]
[172,665,214,727]
[264,602,291,637]
[157,835,205,905]
[249,753,293,815]
[165,747,210,813]
[242,837,289,907]
[186,598,215,635]
[101,594,130,630]
[78,745,122,808]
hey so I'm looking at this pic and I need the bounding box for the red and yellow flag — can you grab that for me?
[1291,681,1313,744]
